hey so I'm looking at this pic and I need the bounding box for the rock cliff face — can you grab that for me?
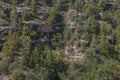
[0,0,120,80]
[0,0,119,60]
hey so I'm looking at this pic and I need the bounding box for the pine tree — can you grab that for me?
[31,0,37,16]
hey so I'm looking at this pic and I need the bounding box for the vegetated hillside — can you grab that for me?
[0,0,120,80]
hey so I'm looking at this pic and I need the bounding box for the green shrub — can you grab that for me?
[10,69,25,80]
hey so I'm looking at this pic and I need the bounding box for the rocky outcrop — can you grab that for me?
[64,46,84,61]
[0,19,12,32]
[65,9,81,30]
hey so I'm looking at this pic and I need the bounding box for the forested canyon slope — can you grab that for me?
[0,0,120,80]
